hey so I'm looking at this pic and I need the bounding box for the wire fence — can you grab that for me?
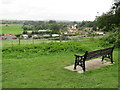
[2,39,50,47]
[2,37,92,48]
[2,39,70,48]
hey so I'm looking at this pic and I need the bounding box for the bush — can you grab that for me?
[2,41,102,59]
[100,31,120,47]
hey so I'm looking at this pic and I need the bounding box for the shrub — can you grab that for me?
[100,31,120,47]
[2,41,102,59]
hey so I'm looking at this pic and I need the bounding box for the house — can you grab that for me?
[67,24,77,30]
[38,30,52,34]
[85,27,92,30]
[21,34,28,39]
[1,34,17,40]
[0,36,7,40]
[32,35,38,39]
[38,30,47,33]
[95,31,104,35]
[69,29,78,33]
[78,30,88,35]
[52,34,59,37]
[43,34,50,38]
[64,32,68,35]
[27,31,32,34]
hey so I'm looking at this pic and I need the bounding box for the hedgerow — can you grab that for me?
[2,40,112,59]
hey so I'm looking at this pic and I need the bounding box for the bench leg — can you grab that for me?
[74,60,77,70]
[110,53,113,64]
[82,60,85,72]
[102,56,104,62]
[83,66,85,72]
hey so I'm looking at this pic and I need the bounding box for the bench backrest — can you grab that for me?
[84,46,114,60]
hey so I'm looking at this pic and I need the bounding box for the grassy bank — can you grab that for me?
[2,40,118,88]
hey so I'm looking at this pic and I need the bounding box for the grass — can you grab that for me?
[1,24,23,35]
[2,36,106,48]
[2,51,118,88]
[2,39,51,48]
[2,40,118,88]
[2,39,90,48]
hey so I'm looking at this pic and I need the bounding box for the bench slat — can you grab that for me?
[85,47,113,60]
[74,45,115,72]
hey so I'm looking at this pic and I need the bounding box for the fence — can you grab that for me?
[2,37,92,48]
[2,39,51,47]
[2,39,70,47]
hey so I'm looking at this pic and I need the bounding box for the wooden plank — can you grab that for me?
[86,50,101,60]
[101,48,113,55]
[85,47,113,60]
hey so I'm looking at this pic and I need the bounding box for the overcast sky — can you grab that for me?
[1,0,113,21]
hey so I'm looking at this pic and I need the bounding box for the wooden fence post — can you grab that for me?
[11,40,13,48]
[32,38,34,44]
[19,38,21,45]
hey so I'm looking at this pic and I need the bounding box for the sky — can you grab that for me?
[1,0,113,21]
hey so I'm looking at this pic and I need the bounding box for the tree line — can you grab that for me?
[2,20,96,34]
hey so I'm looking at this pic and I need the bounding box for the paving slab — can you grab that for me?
[64,59,114,73]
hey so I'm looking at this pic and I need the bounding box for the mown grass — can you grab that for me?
[2,40,118,88]
[2,24,23,35]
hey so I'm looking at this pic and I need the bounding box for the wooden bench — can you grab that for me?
[74,45,115,72]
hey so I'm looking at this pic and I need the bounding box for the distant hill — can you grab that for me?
[0,20,26,24]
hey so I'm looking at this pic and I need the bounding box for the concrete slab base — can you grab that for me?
[64,59,114,73]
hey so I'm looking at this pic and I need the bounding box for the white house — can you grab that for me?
[95,31,104,35]
[52,34,59,37]
[43,34,50,37]
[27,31,32,34]
[38,30,47,32]
[21,34,28,39]
[32,35,38,39]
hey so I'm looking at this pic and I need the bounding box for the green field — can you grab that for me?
[1,24,23,35]
[2,36,102,48]
[2,40,118,88]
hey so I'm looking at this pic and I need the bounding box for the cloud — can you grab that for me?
[1,0,113,21]
[1,0,15,4]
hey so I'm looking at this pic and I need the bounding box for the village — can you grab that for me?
[1,24,104,40]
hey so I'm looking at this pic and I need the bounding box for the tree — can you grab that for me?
[59,25,67,42]
[95,0,120,31]
[95,0,120,47]
[48,20,56,24]
[49,24,61,34]
[112,0,120,27]
[22,25,34,30]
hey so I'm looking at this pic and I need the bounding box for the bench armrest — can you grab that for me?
[74,54,83,57]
